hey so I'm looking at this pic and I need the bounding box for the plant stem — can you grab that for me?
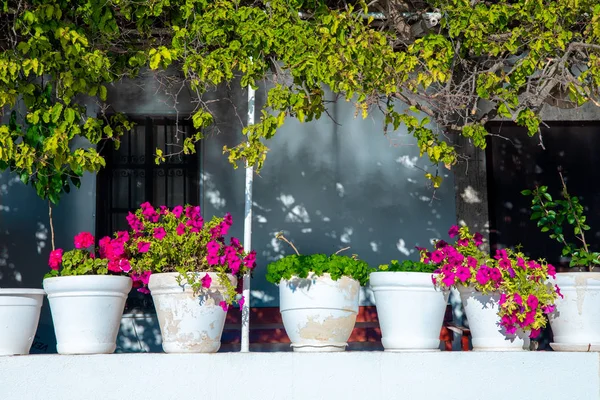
[48,201,55,251]
[275,232,300,256]
[537,194,570,249]
[559,172,592,271]
[334,246,351,255]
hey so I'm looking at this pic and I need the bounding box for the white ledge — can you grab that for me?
[0,352,598,400]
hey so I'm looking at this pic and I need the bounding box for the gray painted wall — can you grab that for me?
[0,74,456,352]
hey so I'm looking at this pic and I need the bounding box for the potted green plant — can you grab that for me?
[523,173,600,351]
[266,234,372,352]
[423,225,559,351]
[126,202,255,353]
[370,259,448,351]
[43,231,133,354]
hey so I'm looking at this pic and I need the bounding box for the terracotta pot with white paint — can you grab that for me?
[148,272,236,353]
[0,289,45,356]
[370,272,448,351]
[458,286,530,351]
[549,272,600,351]
[279,273,359,352]
[44,275,132,354]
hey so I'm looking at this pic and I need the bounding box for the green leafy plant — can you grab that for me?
[4,0,600,193]
[44,231,131,278]
[266,234,372,285]
[522,172,600,270]
[377,259,437,273]
[125,202,256,309]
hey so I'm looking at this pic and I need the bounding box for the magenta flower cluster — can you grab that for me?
[423,225,560,338]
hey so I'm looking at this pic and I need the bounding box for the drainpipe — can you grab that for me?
[241,73,255,353]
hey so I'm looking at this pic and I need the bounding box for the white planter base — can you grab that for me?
[550,272,600,351]
[458,286,530,351]
[44,275,132,355]
[280,273,359,352]
[370,271,449,351]
[148,272,236,354]
[0,289,45,356]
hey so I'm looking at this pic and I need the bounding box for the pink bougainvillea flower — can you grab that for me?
[542,305,555,314]
[489,267,502,283]
[119,259,132,273]
[475,267,490,285]
[494,249,508,260]
[529,328,541,338]
[456,266,471,282]
[547,264,557,279]
[172,205,184,219]
[448,225,460,238]
[556,285,564,299]
[513,293,523,305]
[230,259,241,275]
[243,251,257,269]
[207,255,219,266]
[498,258,511,269]
[473,232,483,246]
[48,249,64,270]
[219,301,229,312]
[74,232,95,249]
[526,294,539,310]
[466,256,478,268]
[176,223,186,236]
[154,227,167,240]
[137,241,151,253]
[201,273,212,289]
[238,295,245,311]
[442,273,455,287]
[499,293,507,305]
[431,250,444,264]
[456,238,469,247]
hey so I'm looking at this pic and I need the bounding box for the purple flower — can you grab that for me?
[448,225,460,238]
[473,232,483,246]
[456,238,469,247]
[494,249,507,260]
[201,273,212,289]
[466,256,478,268]
[526,294,539,310]
[137,241,151,253]
[176,223,186,236]
[172,205,183,219]
[498,258,511,269]
[514,293,523,305]
[442,273,455,286]
[475,267,490,285]
[219,301,229,312]
[456,266,471,282]
[489,267,502,283]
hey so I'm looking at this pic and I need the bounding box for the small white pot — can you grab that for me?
[458,286,530,351]
[370,272,449,351]
[279,273,359,352]
[43,275,132,355]
[0,289,45,356]
[148,272,236,353]
[549,272,600,351]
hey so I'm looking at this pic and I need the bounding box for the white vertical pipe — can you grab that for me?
[241,77,255,353]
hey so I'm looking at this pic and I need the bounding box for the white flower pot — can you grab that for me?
[458,286,530,351]
[370,272,449,351]
[148,272,236,353]
[0,289,45,356]
[279,273,359,352]
[43,275,132,354]
[549,272,600,351]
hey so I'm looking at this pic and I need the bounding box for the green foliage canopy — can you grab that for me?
[1,0,600,193]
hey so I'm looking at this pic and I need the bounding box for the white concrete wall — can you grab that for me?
[0,352,597,400]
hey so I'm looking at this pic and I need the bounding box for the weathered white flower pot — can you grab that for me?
[148,272,236,353]
[279,273,359,352]
[549,272,600,351]
[43,275,132,354]
[370,272,449,351]
[458,286,530,351]
[0,289,45,356]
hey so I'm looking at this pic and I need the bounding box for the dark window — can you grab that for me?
[486,121,600,267]
[95,117,201,311]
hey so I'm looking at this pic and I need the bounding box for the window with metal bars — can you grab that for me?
[95,117,201,311]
